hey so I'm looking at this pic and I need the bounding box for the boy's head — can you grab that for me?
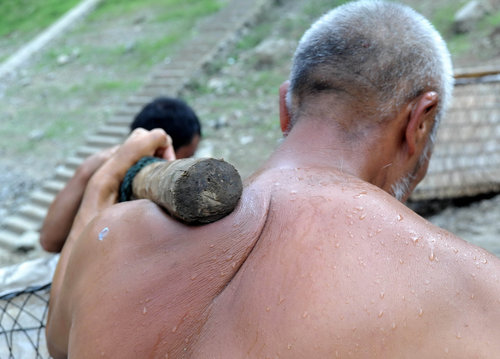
[130,97,202,158]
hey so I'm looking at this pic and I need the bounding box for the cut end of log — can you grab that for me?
[169,158,243,224]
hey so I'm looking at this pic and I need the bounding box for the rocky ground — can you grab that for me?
[0,0,499,267]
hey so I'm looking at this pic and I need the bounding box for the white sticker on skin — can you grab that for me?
[98,227,109,241]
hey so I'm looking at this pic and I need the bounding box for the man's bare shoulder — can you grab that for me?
[197,168,500,357]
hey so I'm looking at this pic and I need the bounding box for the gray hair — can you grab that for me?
[287,0,453,132]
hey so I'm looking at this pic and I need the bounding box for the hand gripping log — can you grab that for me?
[119,157,243,225]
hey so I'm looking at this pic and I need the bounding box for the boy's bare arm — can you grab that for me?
[39,146,118,252]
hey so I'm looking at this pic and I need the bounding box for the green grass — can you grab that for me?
[36,0,224,71]
[0,0,81,37]
[446,33,471,57]
[430,2,467,36]
[89,0,223,22]
[235,22,274,52]
[479,10,500,30]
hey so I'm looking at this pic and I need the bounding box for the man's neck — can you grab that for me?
[265,118,396,189]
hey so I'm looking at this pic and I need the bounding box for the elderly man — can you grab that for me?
[47,1,500,358]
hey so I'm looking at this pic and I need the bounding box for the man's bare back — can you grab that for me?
[46,1,500,357]
[48,164,500,358]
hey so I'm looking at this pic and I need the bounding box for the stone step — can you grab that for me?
[86,134,122,147]
[42,180,66,195]
[125,96,152,107]
[106,115,133,126]
[115,106,142,117]
[76,145,100,158]
[151,69,187,78]
[138,85,182,98]
[30,190,56,207]
[64,156,85,170]
[0,229,39,252]
[1,215,41,235]
[96,125,129,138]
[54,166,76,182]
[18,203,48,222]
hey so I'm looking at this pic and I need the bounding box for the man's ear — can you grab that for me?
[405,91,438,156]
[279,81,291,135]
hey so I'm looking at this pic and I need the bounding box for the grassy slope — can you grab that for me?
[0,0,225,158]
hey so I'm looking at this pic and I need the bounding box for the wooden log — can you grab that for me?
[122,157,243,225]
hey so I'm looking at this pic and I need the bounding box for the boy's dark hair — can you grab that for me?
[130,97,201,151]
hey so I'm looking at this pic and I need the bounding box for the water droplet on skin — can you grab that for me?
[410,234,421,244]
[165,353,169,359]
[429,249,435,261]
[380,291,385,299]
[470,293,475,300]
[353,190,368,199]
[335,242,340,248]
[290,190,297,195]
[359,213,367,220]
[287,344,292,350]
[391,322,397,330]
[98,227,109,241]
[418,308,424,317]
[378,310,384,318]
[266,307,270,312]
[397,214,403,222]
[172,326,177,333]
[482,258,488,264]
[279,296,285,304]
[399,259,405,264]
[143,306,147,315]
[190,273,198,280]
[456,332,462,339]
[231,262,237,269]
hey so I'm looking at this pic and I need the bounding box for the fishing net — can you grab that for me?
[0,255,58,358]
[0,284,51,358]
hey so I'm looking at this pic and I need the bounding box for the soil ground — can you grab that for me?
[0,0,499,267]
